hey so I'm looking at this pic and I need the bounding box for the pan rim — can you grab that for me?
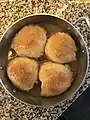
[0,13,89,107]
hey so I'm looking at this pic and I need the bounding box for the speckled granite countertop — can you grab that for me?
[0,0,90,120]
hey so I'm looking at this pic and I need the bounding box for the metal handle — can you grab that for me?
[75,17,90,29]
[74,17,90,49]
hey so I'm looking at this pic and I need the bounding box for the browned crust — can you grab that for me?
[39,62,73,96]
[45,32,77,63]
[11,25,47,58]
[7,57,39,91]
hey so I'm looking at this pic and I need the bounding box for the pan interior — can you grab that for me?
[0,15,88,106]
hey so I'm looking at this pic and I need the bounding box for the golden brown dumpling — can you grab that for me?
[11,25,47,58]
[45,32,77,63]
[7,57,39,91]
[39,62,73,97]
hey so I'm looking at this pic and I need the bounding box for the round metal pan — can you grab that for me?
[0,14,89,106]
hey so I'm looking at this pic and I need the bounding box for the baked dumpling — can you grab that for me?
[39,62,73,96]
[45,32,76,63]
[7,57,39,91]
[11,25,47,58]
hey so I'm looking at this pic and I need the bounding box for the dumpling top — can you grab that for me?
[39,62,73,96]
[11,25,47,58]
[7,57,39,91]
[45,32,77,63]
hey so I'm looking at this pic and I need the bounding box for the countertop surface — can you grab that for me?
[0,0,90,120]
